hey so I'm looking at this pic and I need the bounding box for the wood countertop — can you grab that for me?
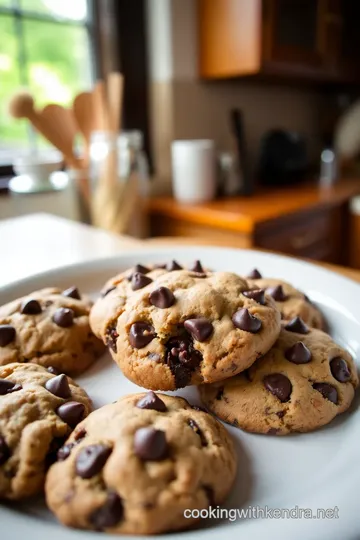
[148,179,360,233]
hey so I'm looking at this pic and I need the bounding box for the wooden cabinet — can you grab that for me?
[148,180,360,265]
[198,0,359,82]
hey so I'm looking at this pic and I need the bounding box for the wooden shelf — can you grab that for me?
[148,179,360,234]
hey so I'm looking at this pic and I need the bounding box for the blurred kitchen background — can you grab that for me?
[2,0,360,269]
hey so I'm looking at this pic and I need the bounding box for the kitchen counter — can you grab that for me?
[148,179,360,234]
[148,179,360,265]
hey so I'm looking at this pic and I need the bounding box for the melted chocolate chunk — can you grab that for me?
[0,435,10,465]
[76,444,112,478]
[243,289,266,305]
[189,260,204,273]
[134,427,168,460]
[105,323,119,353]
[136,391,167,412]
[247,268,262,279]
[21,299,42,315]
[165,335,202,388]
[90,491,124,529]
[129,322,155,349]
[330,357,351,383]
[188,418,207,446]
[131,272,153,291]
[62,287,81,300]
[0,379,22,395]
[313,383,338,404]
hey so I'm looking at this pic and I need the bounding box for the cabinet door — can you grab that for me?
[339,0,360,79]
[263,0,323,68]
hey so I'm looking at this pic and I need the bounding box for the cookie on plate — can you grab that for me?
[92,268,281,390]
[200,319,358,435]
[0,287,105,375]
[0,363,92,500]
[247,275,325,330]
[46,392,236,534]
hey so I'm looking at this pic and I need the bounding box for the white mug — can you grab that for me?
[171,139,216,203]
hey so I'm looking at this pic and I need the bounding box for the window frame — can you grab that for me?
[0,0,97,174]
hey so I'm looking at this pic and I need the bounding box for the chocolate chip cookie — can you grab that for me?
[93,268,281,390]
[200,320,358,435]
[0,363,92,500]
[0,287,105,375]
[45,392,236,534]
[247,276,325,329]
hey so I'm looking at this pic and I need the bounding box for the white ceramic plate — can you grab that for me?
[1,246,360,540]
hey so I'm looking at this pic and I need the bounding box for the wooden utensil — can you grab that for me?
[73,91,94,163]
[92,80,109,131]
[40,104,79,167]
[107,72,124,134]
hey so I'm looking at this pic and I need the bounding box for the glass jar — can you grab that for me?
[89,130,149,236]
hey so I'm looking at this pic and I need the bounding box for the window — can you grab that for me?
[0,0,94,163]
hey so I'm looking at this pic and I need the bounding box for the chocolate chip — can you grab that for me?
[105,323,119,352]
[165,335,202,388]
[167,260,182,271]
[313,383,338,404]
[52,308,74,328]
[247,268,262,279]
[47,366,59,375]
[232,308,262,333]
[216,388,224,400]
[0,325,16,347]
[285,317,309,334]
[57,443,75,461]
[102,286,116,297]
[21,299,42,315]
[285,342,312,364]
[0,435,10,465]
[267,285,288,301]
[149,287,175,309]
[190,260,204,273]
[134,264,150,274]
[76,444,112,479]
[129,322,155,349]
[276,411,285,418]
[45,374,71,398]
[136,391,167,412]
[184,318,213,342]
[56,401,85,427]
[264,373,292,402]
[188,419,207,446]
[203,485,215,507]
[134,427,168,460]
[243,289,265,305]
[131,272,153,291]
[74,428,87,441]
[90,492,123,529]
[0,379,22,395]
[62,286,81,300]
[304,294,312,303]
[330,357,351,383]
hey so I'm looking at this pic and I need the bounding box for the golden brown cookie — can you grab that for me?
[247,276,325,330]
[0,363,92,500]
[45,392,236,535]
[91,267,281,390]
[0,287,104,375]
[200,320,358,435]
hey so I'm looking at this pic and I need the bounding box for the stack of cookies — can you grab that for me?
[0,261,357,536]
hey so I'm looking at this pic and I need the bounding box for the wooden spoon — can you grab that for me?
[73,91,94,163]
[39,104,79,167]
